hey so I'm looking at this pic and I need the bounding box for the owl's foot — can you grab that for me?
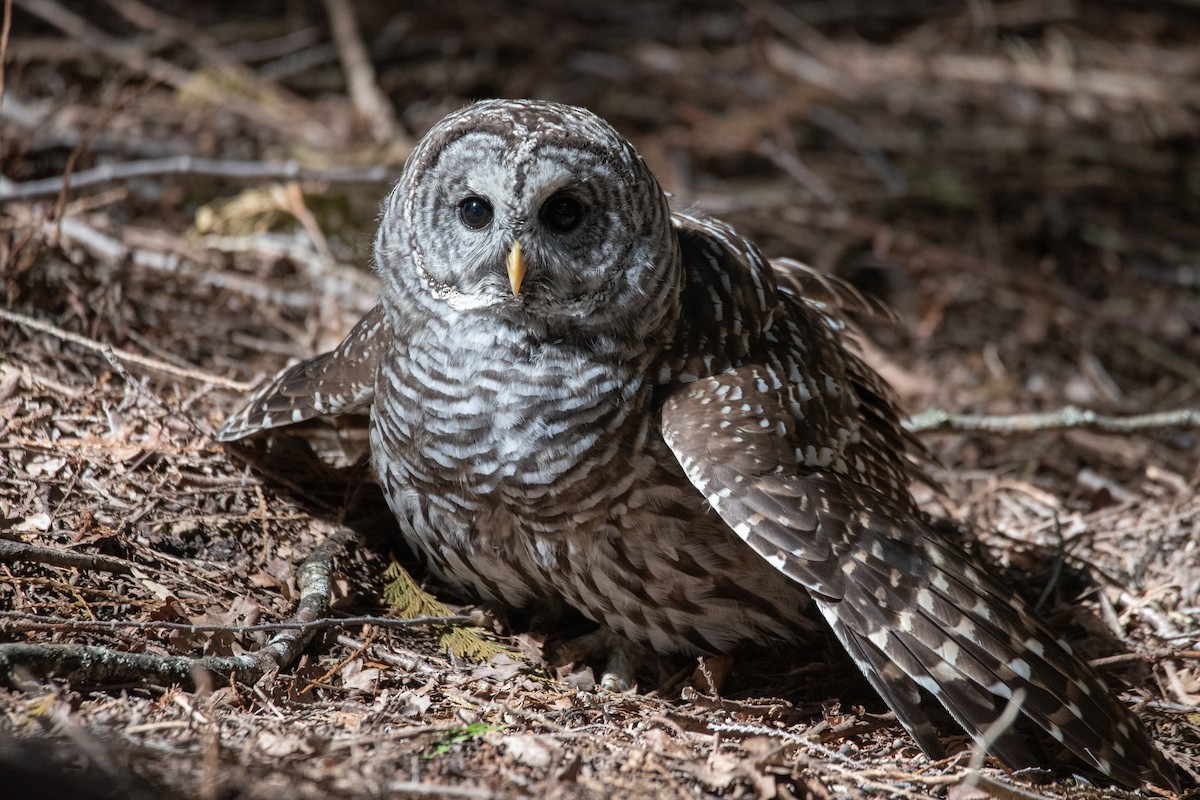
[691,653,735,695]
[550,626,647,692]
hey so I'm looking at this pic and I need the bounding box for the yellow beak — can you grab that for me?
[506,241,525,296]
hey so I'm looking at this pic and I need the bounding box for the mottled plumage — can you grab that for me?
[217,100,1176,790]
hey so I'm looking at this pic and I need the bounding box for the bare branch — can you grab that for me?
[0,540,134,574]
[906,405,1200,435]
[0,611,471,635]
[0,522,357,687]
[0,307,256,391]
[12,0,333,147]
[0,156,399,202]
[321,0,408,148]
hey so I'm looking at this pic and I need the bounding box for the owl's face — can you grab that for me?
[376,100,679,335]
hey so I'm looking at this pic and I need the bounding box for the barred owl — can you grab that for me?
[218,99,1177,790]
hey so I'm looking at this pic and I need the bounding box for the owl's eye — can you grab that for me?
[541,195,583,233]
[457,196,494,230]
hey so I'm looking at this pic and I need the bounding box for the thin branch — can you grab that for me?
[102,0,312,111]
[0,539,134,575]
[384,782,494,800]
[0,611,471,635]
[0,156,399,202]
[1090,649,1200,669]
[321,0,408,148]
[965,688,1025,779]
[12,0,333,147]
[0,0,12,159]
[0,307,255,391]
[0,522,356,687]
[26,212,377,313]
[906,405,1200,435]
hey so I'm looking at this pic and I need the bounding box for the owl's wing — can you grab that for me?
[659,219,1176,791]
[215,304,385,442]
[769,257,899,323]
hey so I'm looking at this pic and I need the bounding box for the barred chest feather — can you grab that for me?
[369,312,655,531]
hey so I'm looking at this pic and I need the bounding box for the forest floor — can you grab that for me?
[2,1,1199,798]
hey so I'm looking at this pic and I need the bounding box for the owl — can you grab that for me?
[218,99,1177,790]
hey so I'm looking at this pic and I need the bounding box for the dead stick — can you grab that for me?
[321,0,407,147]
[0,307,255,391]
[0,156,399,202]
[0,612,471,634]
[1090,649,1200,669]
[906,405,1200,435]
[13,0,331,147]
[103,0,311,111]
[0,523,354,687]
[0,0,12,159]
[0,540,134,575]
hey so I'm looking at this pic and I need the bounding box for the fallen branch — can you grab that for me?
[0,156,399,201]
[0,611,470,635]
[13,0,333,147]
[0,539,134,575]
[0,522,353,687]
[20,212,377,312]
[322,0,408,148]
[906,405,1200,435]
[1090,649,1200,669]
[0,307,255,391]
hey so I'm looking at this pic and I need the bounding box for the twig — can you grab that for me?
[1089,649,1200,669]
[13,0,332,147]
[906,405,1200,435]
[0,0,12,159]
[807,105,907,196]
[0,307,255,391]
[383,782,493,799]
[0,611,471,634]
[200,232,380,305]
[321,0,408,148]
[825,38,1199,106]
[102,0,312,113]
[0,156,399,201]
[760,137,840,206]
[302,622,377,694]
[0,540,134,575]
[49,83,146,246]
[965,687,1025,778]
[282,181,336,269]
[0,522,355,687]
[26,212,376,313]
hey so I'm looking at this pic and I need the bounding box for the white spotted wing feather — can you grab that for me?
[659,214,1178,790]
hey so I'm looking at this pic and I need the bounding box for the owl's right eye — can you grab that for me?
[457,196,494,230]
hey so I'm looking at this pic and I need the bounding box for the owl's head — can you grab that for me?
[375,100,680,337]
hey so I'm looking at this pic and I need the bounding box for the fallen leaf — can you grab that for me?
[502,734,559,769]
[15,512,52,532]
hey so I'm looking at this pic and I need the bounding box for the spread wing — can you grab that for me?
[658,213,1177,791]
[215,304,385,442]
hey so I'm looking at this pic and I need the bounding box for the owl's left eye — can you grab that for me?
[541,195,583,233]
[457,196,494,230]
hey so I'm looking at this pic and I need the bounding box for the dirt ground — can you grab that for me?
[2,1,1199,798]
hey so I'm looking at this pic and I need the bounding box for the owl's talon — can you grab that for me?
[551,627,644,692]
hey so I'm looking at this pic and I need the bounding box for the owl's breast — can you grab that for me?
[369,315,652,526]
